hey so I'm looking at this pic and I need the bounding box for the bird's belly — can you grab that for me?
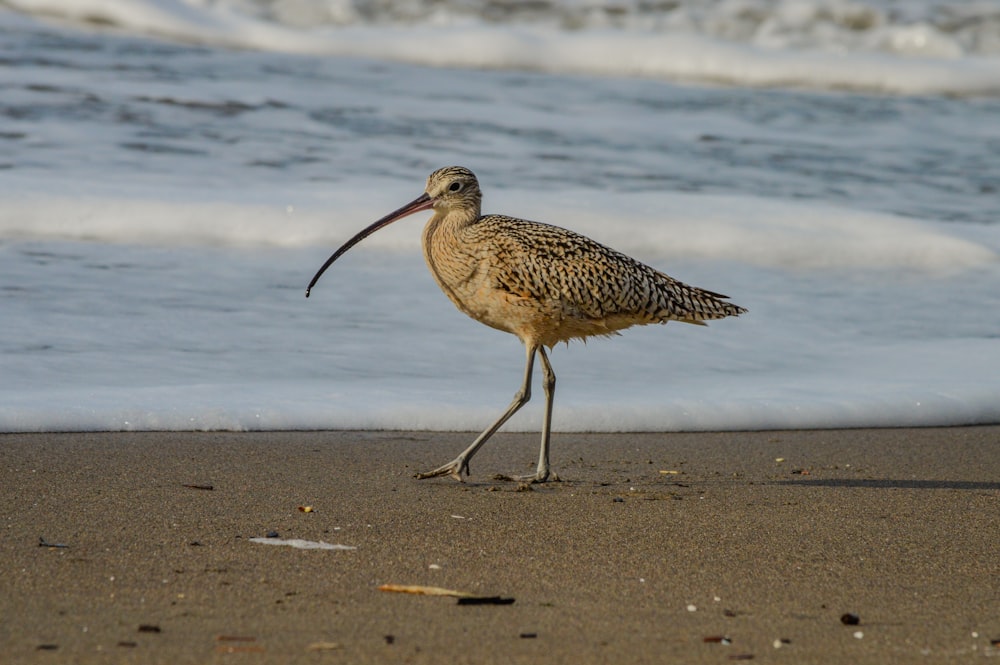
[443,275,648,347]
[426,262,537,337]
[436,269,527,335]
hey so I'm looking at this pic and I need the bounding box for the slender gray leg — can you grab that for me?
[515,345,558,483]
[415,344,538,481]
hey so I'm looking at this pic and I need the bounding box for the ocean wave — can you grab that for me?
[6,0,1000,95]
[3,192,995,273]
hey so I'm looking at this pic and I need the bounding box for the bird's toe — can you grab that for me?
[512,470,559,484]
[414,458,468,482]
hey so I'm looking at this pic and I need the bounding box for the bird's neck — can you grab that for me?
[425,208,478,236]
[420,209,482,317]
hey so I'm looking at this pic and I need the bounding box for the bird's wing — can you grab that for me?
[474,216,743,325]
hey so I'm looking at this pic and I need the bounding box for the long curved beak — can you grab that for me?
[305,192,434,297]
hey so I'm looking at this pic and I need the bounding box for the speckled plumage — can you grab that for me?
[426,210,746,347]
[307,166,746,483]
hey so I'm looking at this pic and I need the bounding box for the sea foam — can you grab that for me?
[6,0,1000,95]
[3,192,994,273]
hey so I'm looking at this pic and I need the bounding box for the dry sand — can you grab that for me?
[2,427,998,663]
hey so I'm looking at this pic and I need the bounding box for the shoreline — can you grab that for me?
[2,427,998,663]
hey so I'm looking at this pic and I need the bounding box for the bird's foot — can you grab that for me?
[511,470,559,484]
[414,457,469,482]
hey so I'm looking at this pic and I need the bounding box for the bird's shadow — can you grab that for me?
[771,478,1000,491]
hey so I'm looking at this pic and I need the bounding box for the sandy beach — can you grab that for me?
[2,427,998,663]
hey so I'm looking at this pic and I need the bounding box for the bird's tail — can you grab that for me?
[657,273,748,325]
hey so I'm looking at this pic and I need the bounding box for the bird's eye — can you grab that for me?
[448,181,463,192]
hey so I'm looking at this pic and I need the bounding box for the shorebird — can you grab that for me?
[306,166,746,483]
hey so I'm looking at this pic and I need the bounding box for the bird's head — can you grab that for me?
[424,166,482,218]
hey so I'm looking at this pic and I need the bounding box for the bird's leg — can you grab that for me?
[415,344,538,481]
[514,346,558,483]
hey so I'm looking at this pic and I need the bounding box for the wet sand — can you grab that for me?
[2,427,998,663]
